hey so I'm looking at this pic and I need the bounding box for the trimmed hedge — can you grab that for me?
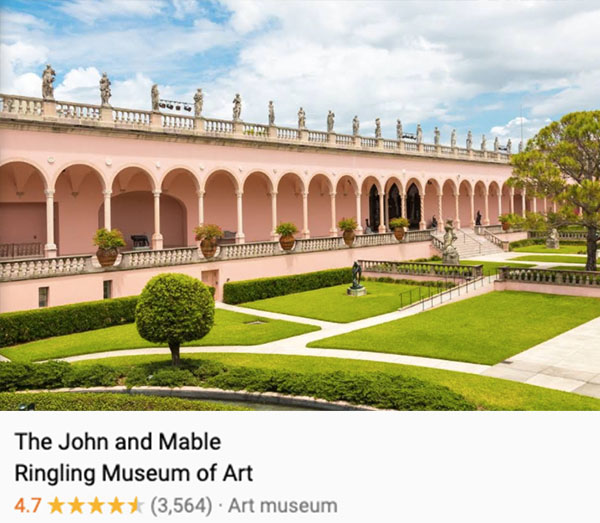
[0,360,475,411]
[363,276,455,288]
[0,392,245,411]
[223,268,353,304]
[0,286,216,348]
[0,297,138,348]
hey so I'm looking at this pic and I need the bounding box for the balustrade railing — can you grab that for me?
[56,101,101,120]
[204,118,234,134]
[360,259,483,280]
[528,230,588,241]
[404,142,418,152]
[383,139,398,150]
[497,266,600,287]
[335,134,354,146]
[0,242,44,260]
[423,144,436,153]
[243,123,268,136]
[404,229,435,242]
[121,247,198,268]
[0,255,92,281]
[308,131,328,143]
[0,94,43,116]
[277,127,300,140]
[112,107,151,126]
[219,241,277,260]
[360,137,377,148]
[440,146,453,155]
[295,236,345,252]
[162,114,195,130]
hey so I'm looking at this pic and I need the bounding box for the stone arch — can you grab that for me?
[161,168,201,246]
[501,182,512,215]
[424,178,441,229]
[161,165,201,192]
[488,180,501,225]
[276,172,304,234]
[53,163,106,255]
[458,179,472,228]
[384,176,403,225]
[308,173,334,237]
[473,180,487,227]
[203,169,239,238]
[243,171,274,242]
[361,176,383,232]
[335,175,360,231]
[51,161,106,191]
[109,164,157,192]
[201,167,241,193]
[441,179,458,225]
[0,160,50,257]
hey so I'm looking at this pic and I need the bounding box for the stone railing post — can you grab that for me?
[235,190,245,243]
[44,189,57,257]
[100,105,112,123]
[300,129,308,142]
[270,191,278,240]
[376,138,384,150]
[152,190,163,250]
[195,117,205,133]
[233,121,244,136]
[329,192,338,237]
[355,191,363,234]
[150,111,162,129]
[268,125,277,138]
[302,191,310,238]
[328,132,336,145]
[42,99,57,118]
[353,135,361,147]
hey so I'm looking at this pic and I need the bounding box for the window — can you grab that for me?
[103,280,112,299]
[38,287,49,308]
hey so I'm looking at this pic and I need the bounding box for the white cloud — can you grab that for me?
[54,66,101,102]
[57,0,166,24]
[489,116,552,148]
[171,0,200,19]
[0,41,48,96]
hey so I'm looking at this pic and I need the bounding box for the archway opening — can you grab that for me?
[276,172,304,234]
[243,171,272,242]
[162,169,199,247]
[406,183,421,229]
[458,180,472,228]
[368,184,380,231]
[204,170,238,241]
[335,175,358,229]
[387,183,402,222]
[308,174,333,237]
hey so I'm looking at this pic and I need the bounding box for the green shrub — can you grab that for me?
[0,296,138,348]
[409,255,442,262]
[275,222,298,236]
[194,224,223,240]
[136,273,215,366]
[148,368,195,387]
[338,217,358,231]
[223,267,353,304]
[0,392,245,411]
[389,217,409,229]
[93,228,126,249]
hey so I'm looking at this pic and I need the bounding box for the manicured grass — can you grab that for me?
[242,282,432,323]
[73,353,600,411]
[308,291,600,365]
[512,244,589,255]
[0,309,319,363]
[0,392,247,411]
[512,254,587,264]
[432,260,535,276]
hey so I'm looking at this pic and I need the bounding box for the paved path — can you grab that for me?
[0,354,10,362]
[483,317,600,398]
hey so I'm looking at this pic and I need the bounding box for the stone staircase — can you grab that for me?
[432,228,504,259]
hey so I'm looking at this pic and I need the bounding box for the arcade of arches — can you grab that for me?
[0,160,549,258]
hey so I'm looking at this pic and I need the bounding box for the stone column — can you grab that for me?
[497,191,502,222]
[532,197,537,213]
[197,190,205,225]
[419,194,426,230]
[543,197,548,213]
[378,191,386,232]
[401,193,407,219]
[44,189,57,257]
[270,191,278,241]
[437,193,443,232]
[454,191,461,229]
[484,189,490,226]
[521,191,526,217]
[235,190,245,243]
[355,191,363,234]
[552,201,557,213]
[103,190,112,230]
[152,190,163,250]
[469,191,475,228]
[329,192,338,236]
[302,191,310,238]
[509,188,515,214]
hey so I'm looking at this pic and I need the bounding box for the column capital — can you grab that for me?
[235,190,244,197]
[152,190,161,197]
[355,191,362,198]
[44,189,55,197]
[269,190,278,197]
[302,191,309,198]
[196,190,205,197]
[329,191,336,198]
[102,189,112,197]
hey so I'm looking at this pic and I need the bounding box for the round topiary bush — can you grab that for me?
[135,273,215,366]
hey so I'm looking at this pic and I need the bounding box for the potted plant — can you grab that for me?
[389,217,409,241]
[93,228,125,267]
[338,217,358,247]
[499,213,522,231]
[275,222,298,251]
[194,224,223,258]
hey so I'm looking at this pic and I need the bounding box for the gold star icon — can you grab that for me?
[108,497,124,514]
[48,497,64,514]
[88,497,104,514]
[128,497,139,514]
[68,497,85,514]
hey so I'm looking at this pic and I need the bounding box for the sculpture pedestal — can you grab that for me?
[347,286,367,297]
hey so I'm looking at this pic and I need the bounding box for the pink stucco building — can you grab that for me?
[0,87,545,312]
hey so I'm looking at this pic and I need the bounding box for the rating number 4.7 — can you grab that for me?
[15,498,42,514]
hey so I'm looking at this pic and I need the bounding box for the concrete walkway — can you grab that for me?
[0,354,10,362]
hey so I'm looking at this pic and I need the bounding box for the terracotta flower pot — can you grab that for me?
[393,227,405,241]
[200,238,218,258]
[342,229,356,247]
[501,222,510,231]
[279,234,295,251]
[96,247,118,267]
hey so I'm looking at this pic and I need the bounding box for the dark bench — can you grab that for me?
[131,234,150,250]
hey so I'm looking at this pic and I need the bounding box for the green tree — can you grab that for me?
[510,111,600,271]
[135,273,215,366]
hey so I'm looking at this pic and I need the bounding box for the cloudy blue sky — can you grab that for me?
[1,0,599,147]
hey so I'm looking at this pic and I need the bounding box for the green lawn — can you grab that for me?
[0,309,319,363]
[551,265,593,271]
[308,291,600,365]
[242,282,433,323]
[512,254,587,264]
[511,244,589,255]
[73,353,600,411]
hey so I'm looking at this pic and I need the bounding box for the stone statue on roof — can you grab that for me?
[434,126,440,145]
[352,115,360,136]
[494,136,499,152]
[375,118,381,138]
[99,72,111,106]
[481,134,487,151]
[194,88,203,117]
[507,138,512,154]
[268,100,275,126]
[232,93,242,121]
[416,124,423,144]
[151,84,159,111]
[396,119,403,140]
[451,129,457,148]
[327,110,335,133]
[298,107,306,129]
[466,130,473,150]
[42,64,56,100]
